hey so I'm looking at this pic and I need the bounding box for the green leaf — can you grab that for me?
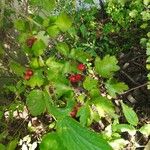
[56,13,72,32]
[26,90,46,116]
[0,144,6,150]
[47,25,60,38]
[77,104,91,126]
[92,96,116,118]
[105,79,128,98]
[57,116,113,150]
[70,49,91,63]
[84,0,94,4]
[40,132,66,150]
[89,89,100,98]
[56,42,70,56]
[9,61,25,77]
[14,20,27,31]
[80,24,88,38]
[36,31,49,46]
[113,124,136,136]
[46,57,64,72]
[26,70,45,88]
[30,0,56,11]
[121,102,139,126]
[143,0,150,5]
[32,39,46,56]
[95,55,120,78]
[83,76,98,91]
[54,82,72,98]
[139,124,150,136]
[30,58,40,69]
[6,139,18,150]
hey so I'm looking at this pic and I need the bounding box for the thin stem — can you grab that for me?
[121,82,148,95]
[121,70,139,85]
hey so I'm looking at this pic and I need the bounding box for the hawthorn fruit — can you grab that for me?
[26,69,33,76]
[69,75,77,83]
[75,74,82,81]
[77,63,86,71]
[24,69,33,80]
[26,37,37,48]
[24,75,30,80]
[69,74,82,83]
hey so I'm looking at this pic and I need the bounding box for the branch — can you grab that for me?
[121,82,148,95]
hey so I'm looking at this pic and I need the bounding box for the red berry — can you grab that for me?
[26,69,33,76]
[26,37,37,48]
[77,63,86,71]
[75,74,82,81]
[24,75,30,80]
[69,75,77,83]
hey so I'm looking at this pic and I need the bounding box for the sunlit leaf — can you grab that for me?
[57,116,113,150]
[26,90,46,116]
[139,124,150,136]
[56,42,70,56]
[40,132,66,150]
[121,102,139,126]
[56,13,72,32]
[105,79,128,98]
[95,55,120,78]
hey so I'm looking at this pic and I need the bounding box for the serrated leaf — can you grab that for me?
[30,58,39,69]
[83,76,98,91]
[93,96,116,118]
[139,124,150,136]
[77,104,91,126]
[70,49,91,63]
[32,39,46,56]
[47,25,60,38]
[105,79,128,98]
[95,55,120,78]
[56,13,72,32]
[40,132,66,150]
[14,20,27,31]
[36,31,49,46]
[54,82,72,98]
[121,102,138,126]
[46,57,64,72]
[26,90,46,116]
[89,89,100,98]
[56,42,70,56]
[113,124,136,136]
[26,70,44,88]
[9,61,25,77]
[57,116,113,150]
[30,0,56,11]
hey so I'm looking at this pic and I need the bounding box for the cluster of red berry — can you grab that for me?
[26,37,37,48]
[69,63,86,83]
[24,69,33,80]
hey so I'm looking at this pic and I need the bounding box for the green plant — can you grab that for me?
[0,0,150,149]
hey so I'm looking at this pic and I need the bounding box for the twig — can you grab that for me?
[121,70,139,85]
[121,82,148,95]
